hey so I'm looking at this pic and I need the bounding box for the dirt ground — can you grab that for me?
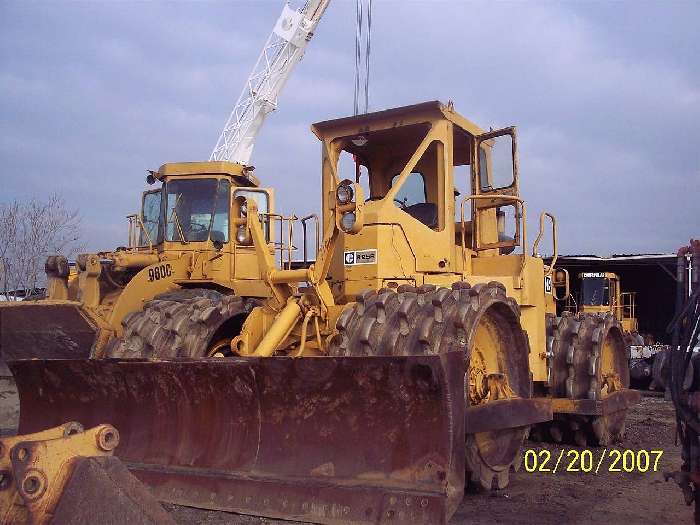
[0,378,692,524]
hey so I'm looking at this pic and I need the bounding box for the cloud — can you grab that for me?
[0,0,697,254]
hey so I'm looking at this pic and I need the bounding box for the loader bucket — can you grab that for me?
[0,302,98,360]
[9,352,466,525]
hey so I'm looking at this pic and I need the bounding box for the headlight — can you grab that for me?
[239,200,248,216]
[340,211,356,231]
[236,225,249,244]
[336,184,354,205]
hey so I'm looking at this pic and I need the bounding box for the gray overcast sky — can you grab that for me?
[1,0,698,255]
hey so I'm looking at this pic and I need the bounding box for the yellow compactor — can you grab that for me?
[9,102,640,525]
[576,271,641,342]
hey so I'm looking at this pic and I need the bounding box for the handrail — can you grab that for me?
[301,214,320,264]
[533,211,557,275]
[126,214,153,251]
[261,213,319,269]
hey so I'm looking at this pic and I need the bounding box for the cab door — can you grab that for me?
[231,187,274,279]
[470,127,522,253]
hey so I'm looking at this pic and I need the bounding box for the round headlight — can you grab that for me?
[340,211,356,231]
[236,225,248,244]
[336,184,354,205]
[239,200,248,216]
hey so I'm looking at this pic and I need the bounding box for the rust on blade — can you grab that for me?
[550,389,642,416]
[10,352,466,525]
[0,302,98,360]
[466,397,552,434]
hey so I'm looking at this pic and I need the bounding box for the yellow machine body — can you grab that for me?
[0,161,279,359]
[229,102,557,386]
[312,102,556,382]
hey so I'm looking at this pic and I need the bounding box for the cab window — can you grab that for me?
[165,178,229,243]
[140,190,162,245]
[582,277,610,306]
[391,171,439,229]
[391,172,426,207]
[234,188,270,241]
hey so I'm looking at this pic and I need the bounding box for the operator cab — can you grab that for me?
[314,101,520,251]
[331,121,444,231]
[133,161,272,250]
[580,272,615,307]
[312,101,523,290]
[579,272,630,307]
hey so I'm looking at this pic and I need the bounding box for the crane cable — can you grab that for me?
[354,0,371,115]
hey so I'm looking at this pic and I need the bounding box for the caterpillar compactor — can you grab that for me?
[11,102,639,524]
[577,271,640,338]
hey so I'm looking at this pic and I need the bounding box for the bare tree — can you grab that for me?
[0,195,82,301]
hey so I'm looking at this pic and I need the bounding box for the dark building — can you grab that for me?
[545,254,678,344]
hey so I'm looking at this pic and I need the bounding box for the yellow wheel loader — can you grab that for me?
[0,161,296,360]
[9,102,639,524]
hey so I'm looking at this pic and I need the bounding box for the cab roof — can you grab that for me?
[156,161,260,187]
[311,100,487,141]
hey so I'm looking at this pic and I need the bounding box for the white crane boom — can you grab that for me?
[210,0,331,165]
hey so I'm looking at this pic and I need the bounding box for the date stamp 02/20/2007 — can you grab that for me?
[522,448,664,474]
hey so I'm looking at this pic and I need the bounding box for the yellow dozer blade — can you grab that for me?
[10,353,466,524]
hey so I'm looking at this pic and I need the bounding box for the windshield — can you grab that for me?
[582,277,610,306]
[165,178,230,242]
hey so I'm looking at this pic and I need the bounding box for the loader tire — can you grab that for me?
[104,289,259,358]
[328,282,531,491]
[545,312,629,446]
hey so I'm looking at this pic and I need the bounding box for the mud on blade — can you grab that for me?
[10,352,466,525]
[0,302,98,360]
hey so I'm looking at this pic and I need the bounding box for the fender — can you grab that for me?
[107,255,193,336]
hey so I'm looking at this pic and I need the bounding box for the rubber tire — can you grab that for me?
[104,288,259,358]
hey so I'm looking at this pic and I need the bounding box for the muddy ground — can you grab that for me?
[1,376,692,524]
